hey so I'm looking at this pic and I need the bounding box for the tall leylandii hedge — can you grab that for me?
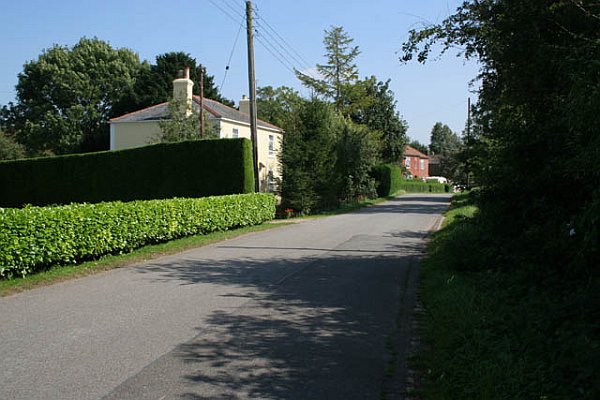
[371,164,403,197]
[0,193,276,279]
[0,139,255,207]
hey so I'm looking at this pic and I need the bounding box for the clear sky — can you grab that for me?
[0,0,479,145]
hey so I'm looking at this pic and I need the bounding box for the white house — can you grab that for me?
[109,68,283,192]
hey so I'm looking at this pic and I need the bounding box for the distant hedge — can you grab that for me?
[400,180,449,193]
[372,163,450,195]
[371,164,403,197]
[0,193,275,279]
[0,139,255,207]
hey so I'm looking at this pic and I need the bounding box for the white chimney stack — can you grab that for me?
[172,66,194,116]
[239,95,250,115]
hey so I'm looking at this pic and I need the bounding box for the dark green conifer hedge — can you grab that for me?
[0,139,255,207]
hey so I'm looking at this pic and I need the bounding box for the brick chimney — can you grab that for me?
[172,66,194,116]
[239,95,250,115]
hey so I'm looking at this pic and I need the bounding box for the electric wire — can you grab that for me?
[220,0,246,20]
[219,19,245,91]
[207,0,244,25]
[253,9,312,71]
[208,0,314,79]
[254,33,296,74]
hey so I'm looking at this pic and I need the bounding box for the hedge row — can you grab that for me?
[371,164,403,197]
[0,138,255,208]
[399,180,450,193]
[371,163,449,196]
[0,193,275,279]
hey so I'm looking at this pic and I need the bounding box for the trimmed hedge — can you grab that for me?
[371,164,403,197]
[0,193,275,279]
[399,180,449,193]
[0,139,255,208]
[371,163,450,195]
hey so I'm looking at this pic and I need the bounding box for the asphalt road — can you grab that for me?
[0,193,450,400]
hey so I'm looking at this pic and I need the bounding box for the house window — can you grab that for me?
[267,169,275,192]
[232,128,239,138]
[268,135,274,156]
[405,157,411,168]
[420,159,425,170]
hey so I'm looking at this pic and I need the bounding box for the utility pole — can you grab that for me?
[246,0,260,192]
[466,97,471,190]
[199,65,205,138]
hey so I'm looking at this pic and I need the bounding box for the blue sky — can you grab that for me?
[0,0,479,145]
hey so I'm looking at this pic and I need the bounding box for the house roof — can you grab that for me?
[110,96,282,132]
[404,145,429,159]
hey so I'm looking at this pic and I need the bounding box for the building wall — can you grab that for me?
[218,120,282,191]
[112,119,282,192]
[404,156,429,178]
[111,121,162,150]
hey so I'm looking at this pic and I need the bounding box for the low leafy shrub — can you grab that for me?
[0,193,275,279]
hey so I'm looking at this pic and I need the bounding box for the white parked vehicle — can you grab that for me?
[427,176,448,184]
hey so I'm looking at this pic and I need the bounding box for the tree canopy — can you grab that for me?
[401,1,599,396]
[256,85,303,129]
[2,37,141,154]
[296,26,361,113]
[0,130,25,161]
[352,77,408,163]
[0,44,231,156]
[114,51,232,117]
[428,122,464,180]
[429,122,461,155]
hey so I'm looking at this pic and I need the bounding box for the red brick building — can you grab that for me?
[403,145,429,178]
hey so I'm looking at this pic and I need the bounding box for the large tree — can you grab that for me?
[0,130,26,161]
[401,1,599,397]
[334,120,380,202]
[2,37,142,154]
[429,122,461,155]
[351,77,408,163]
[429,122,463,180]
[256,85,303,129]
[408,139,428,154]
[280,98,339,213]
[114,52,232,116]
[402,0,600,262]
[296,26,361,113]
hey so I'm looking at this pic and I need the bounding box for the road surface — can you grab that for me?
[0,193,450,399]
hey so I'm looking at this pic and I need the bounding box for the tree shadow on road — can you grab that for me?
[116,196,450,399]
[125,239,424,399]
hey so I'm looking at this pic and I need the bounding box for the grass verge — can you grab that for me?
[1,192,406,296]
[0,223,286,297]
[414,193,598,399]
[287,191,408,220]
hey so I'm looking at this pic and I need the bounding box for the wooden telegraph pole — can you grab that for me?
[246,0,260,192]
[199,65,205,138]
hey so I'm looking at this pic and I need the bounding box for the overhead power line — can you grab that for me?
[253,9,312,70]
[220,0,245,20]
[219,18,245,91]
[207,0,244,25]
[208,0,315,79]
[254,33,296,74]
